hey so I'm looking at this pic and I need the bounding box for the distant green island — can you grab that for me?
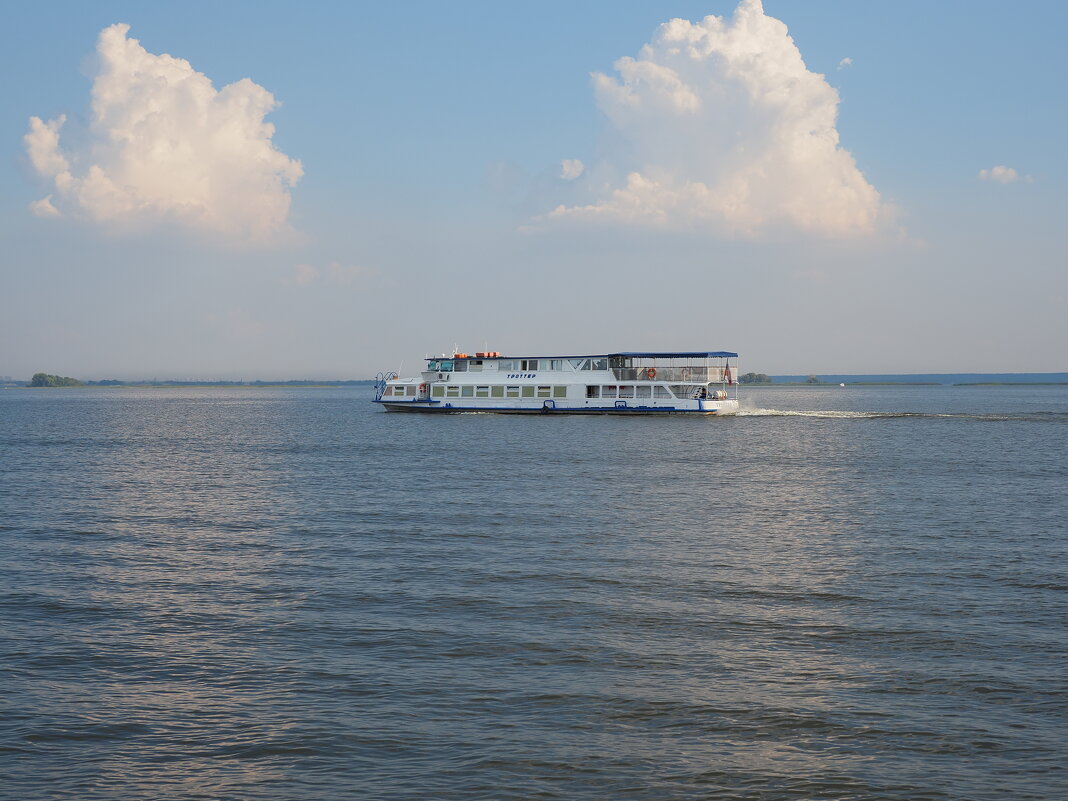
[30,372,84,387]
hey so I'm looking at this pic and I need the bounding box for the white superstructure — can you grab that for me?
[373,351,739,415]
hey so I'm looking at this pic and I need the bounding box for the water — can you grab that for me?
[1,385,1066,800]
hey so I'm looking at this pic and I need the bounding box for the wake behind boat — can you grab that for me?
[373,350,739,414]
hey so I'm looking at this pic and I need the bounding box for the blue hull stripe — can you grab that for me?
[374,401,723,415]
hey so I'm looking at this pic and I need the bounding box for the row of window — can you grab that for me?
[385,383,702,400]
[432,385,568,399]
[426,358,613,373]
[586,385,674,399]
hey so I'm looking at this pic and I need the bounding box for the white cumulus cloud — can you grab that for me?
[978,165,1020,183]
[551,0,885,239]
[560,159,585,181]
[24,23,302,244]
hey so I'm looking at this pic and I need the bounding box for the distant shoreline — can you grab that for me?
[4,373,1066,389]
[3,380,376,389]
[743,381,1068,387]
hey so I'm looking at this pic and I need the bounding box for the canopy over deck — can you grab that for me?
[429,351,738,361]
[608,351,738,359]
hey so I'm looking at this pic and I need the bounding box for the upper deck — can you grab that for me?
[422,351,737,383]
[376,349,740,413]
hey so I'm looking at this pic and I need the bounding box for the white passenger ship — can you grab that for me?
[373,351,739,414]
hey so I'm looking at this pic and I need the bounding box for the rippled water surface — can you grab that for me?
[2,385,1066,800]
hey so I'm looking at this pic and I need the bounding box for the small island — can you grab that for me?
[738,372,773,384]
[30,372,84,387]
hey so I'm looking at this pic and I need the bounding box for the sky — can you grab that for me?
[2,0,1065,379]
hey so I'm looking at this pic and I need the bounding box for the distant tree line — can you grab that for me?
[738,372,772,384]
[83,378,377,387]
[30,372,83,387]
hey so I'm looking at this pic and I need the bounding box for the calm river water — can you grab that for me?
[1,385,1065,800]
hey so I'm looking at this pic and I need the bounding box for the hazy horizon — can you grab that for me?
[3,1,1065,378]
[7,369,1068,385]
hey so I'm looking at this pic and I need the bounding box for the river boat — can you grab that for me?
[373,351,739,414]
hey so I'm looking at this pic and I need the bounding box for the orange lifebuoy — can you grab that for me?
[645,367,657,379]
[419,383,428,392]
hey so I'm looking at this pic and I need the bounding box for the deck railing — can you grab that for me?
[612,366,730,383]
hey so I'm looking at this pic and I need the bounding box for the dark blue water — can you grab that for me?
[1,386,1066,800]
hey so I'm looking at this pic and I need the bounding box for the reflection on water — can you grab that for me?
[1,386,1066,800]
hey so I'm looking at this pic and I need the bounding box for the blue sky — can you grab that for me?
[2,0,1065,378]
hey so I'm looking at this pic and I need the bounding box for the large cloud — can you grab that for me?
[552,0,884,238]
[24,23,302,243]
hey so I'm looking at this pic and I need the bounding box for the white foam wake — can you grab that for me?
[737,408,881,418]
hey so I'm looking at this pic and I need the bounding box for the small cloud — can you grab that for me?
[837,57,853,70]
[25,116,70,177]
[30,195,61,218]
[978,165,1024,183]
[792,267,831,283]
[290,261,374,287]
[326,262,373,285]
[219,307,266,341]
[24,23,302,245]
[560,159,585,181]
[293,263,319,286]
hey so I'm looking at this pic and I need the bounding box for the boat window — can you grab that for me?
[454,361,467,372]
[618,386,634,398]
[586,385,599,398]
[469,360,483,372]
[432,386,444,397]
[461,386,474,397]
[553,386,566,398]
[590,358,608,370]
[547,360,563,371]
[427,361,438,371]
[439,360,454,372]
[499,360,516,371]
[521,359,539,371]
[506,386,520,398]
[636,386,652,399]
[521,386,535,398]
[654,385,672,398]
[536,386,551,398]
[491,386,504,398]
[383,386,393,396]
[445,385,460,398]
[475,386,490,397]
[602,385,617,398]
[569,359,586,370]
